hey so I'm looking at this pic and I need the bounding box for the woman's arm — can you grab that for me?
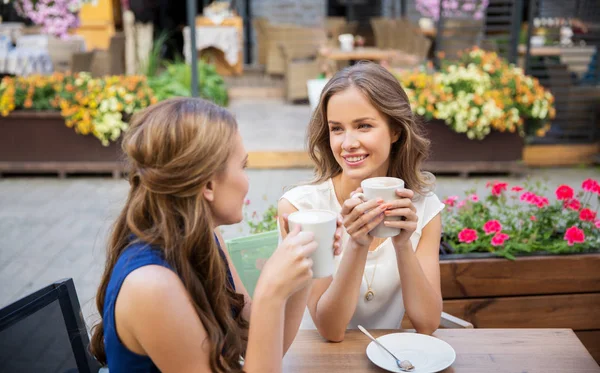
[383,188,443,335]
[115,265,287,373]
[395,214,443,335]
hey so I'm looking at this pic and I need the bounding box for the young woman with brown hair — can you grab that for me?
[90,97,341,372]
[279,62,444,341]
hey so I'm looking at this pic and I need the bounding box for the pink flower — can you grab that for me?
[483,220,502,235]
[555,185,574,200]
[530,215,537,221]
[491,232,510,246]
[520,192,536,203]
[582,179,599,193]
[595,220,600,229]
[443,196,459,207]
[564,226,585,246]
[457,200,467,208]
[533,196,549,208]
[564,199,581,211]
[458,228,478,243]
[244,199,251,206]
[469,194,480,202]
[491,182,508,196]
[511,186,524,192]
[579,208,597,222]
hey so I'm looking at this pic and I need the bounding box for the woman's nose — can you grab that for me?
[342,133,359,151]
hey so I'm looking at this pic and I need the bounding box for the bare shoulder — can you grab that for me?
[119,265,187,315]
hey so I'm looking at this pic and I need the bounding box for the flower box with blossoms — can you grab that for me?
[0,73,156,177]
[437,179,600,364]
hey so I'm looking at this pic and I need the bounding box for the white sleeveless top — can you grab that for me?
[280,178,445,330]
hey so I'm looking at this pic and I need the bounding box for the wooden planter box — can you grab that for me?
[422,119,526,176]
[0,111,125,178]
[439,252,600,363]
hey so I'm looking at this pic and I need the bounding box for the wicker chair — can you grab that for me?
[265,24,308,75]
[389,18,432,66]
[371,17,392,49]
[279,28,328,102]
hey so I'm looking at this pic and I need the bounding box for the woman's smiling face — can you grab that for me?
[327,86,399,181]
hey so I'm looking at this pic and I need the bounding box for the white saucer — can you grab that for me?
[366,333,456,373]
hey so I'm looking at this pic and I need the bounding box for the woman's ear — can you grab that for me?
[203,181,215,202]
[391,128,400,144]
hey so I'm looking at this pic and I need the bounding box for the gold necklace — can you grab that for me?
[363,242,382,302]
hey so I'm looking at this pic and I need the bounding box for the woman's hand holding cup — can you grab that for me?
[341,187,387,247]
[256,225,317,301]
[383,188,418,251]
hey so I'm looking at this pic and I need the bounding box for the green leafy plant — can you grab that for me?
[147,61,229,107]
[244,200,279,234]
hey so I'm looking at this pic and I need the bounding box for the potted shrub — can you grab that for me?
[398,48,556,166]
[0,59,229,176]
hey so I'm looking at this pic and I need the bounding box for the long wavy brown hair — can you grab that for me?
[90,97,248,372]
[307,62,434,196]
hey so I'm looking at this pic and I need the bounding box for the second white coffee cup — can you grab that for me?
[352,177,405,238]
[287,209,337,278]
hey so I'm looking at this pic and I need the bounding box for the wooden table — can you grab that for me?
[320,47,419,66]
[283,329,600,372]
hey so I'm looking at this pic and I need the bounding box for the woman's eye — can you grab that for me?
[358,123,372,129]
[330,126,342,132]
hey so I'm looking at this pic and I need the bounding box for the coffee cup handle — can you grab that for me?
[351,192,367,202]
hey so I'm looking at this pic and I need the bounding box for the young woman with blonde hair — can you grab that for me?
[90,97,341,372]
[279,63,444,341]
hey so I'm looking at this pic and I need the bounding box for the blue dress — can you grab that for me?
[102,236,236,372]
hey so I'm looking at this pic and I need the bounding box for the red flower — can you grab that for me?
[458,228,478,243]
[564,199,581,211]
[491,232,510,247]
[530,215,537,221]
[564,226,585,246]
[533,196,549,208]
[443,196,459,207]
[511,186,524,192]
[582,179,599,193]
[555,185,574,200]
[491,182,508,196]
[483,220,502,235]
[579,208,597,222]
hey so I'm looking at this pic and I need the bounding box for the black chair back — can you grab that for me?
[0,278,101,373]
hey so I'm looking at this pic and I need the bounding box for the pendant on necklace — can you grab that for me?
[365,289,375,302]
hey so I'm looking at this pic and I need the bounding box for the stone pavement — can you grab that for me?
[1,167,599,329]
[230,98,310,152]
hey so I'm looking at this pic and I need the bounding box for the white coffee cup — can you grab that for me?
[338,33,354,51]
[287,209,337,278]
[352,177,405,238]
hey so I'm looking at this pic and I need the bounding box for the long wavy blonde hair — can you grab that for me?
[307,62,434,196]
[90,97,248,372]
